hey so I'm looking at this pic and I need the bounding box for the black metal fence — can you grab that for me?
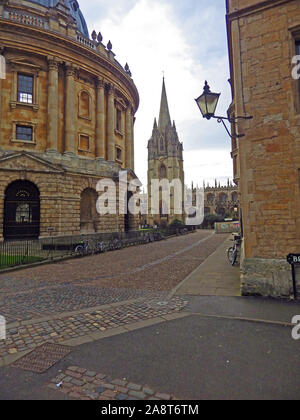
[0,226,197,269]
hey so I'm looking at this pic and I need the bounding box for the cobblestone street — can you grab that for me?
[0,231,227,367]
[48,366,179,400]
[1,230,300,401]
[0,230,225,321]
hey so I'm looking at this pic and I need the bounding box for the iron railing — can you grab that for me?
[0,226,197,269]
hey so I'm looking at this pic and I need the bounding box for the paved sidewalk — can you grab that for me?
[0,296,188,367]
[174,235,240,296]
[2,231,300,400]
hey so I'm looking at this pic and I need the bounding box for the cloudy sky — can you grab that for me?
[79,0,232,189]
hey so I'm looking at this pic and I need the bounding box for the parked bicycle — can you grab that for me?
[153,232,163,241]
[227,234,241,266]
[94,241,109,253]
[108,237,122,251]
[74,240,91,257]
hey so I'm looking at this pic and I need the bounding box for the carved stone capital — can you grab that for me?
[48,60,59,71]
[126,104,134,115]
[65,63,76,77]
[107,83,115,95]
[96,77,105,89]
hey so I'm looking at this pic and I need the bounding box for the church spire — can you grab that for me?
[158,77,171,133]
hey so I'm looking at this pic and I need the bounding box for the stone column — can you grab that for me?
[125,105,135,171]
[47,59,59,152]
[125,105,131,169]
[106,84,115,162]
[131,111,135,172]
[64,64,76,155]
[95,78,105,159]
[0,78,2,147]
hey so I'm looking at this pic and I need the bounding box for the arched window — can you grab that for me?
[232,192,238,203]
[160,138,164,151]
[4,180,40,239]
[159,200,169,218]
[207,193,215,204]
[79,91,90,119]
[159,164,167,179]
[219,193,228,203]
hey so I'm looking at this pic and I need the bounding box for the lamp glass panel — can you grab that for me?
[196,92,220,117]
[196,94,208,117]
[205,93,220,116]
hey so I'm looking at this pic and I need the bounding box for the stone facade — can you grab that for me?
[193,181,239,218]
[226,0,300,297]
[0,0,139,239]
[147,79,184,226]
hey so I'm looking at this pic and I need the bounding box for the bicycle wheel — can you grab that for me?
[75,245,84,256]
[114,239,121,249]
[227,247,234,264]
[232,249,237,266]
[97,242,105,253]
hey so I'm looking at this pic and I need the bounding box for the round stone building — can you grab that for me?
[0,0,139,240]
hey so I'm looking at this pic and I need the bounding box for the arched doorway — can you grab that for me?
[80,188,98,233]
[124,191,133,233]
[4,180,40,240]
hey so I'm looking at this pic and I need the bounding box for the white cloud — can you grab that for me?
[184,149,233,187]
[80,0,232,188]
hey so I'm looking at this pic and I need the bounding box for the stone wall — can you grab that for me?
[0,151,138,239]
[227,0,300,297]
[0,0,140,240]
[241,257,293,299]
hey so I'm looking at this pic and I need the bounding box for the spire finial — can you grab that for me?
[158,77,171,132]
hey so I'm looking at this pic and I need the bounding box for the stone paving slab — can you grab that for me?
[174,236,240,297]
[48,366,179,400]
[0,297,188,364]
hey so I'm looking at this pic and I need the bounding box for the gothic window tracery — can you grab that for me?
[159,164,167,179]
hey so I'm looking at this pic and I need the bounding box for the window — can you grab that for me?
[16,203,32,223]
[116,147,122,162]
[159,164,167,179]
[219,193,228,203]
[116,109,122,132]
[78,134,89,151]
[16,125,33,141]
[207,194,215,204]
[232,192,238,203]
[79,91,90,119]
[17,74,33,104]
[159,200,169,218]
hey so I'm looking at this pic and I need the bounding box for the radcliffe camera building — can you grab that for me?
[226,0,300,297]
[0,0,139,240]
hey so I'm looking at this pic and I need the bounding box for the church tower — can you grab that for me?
[147,78,184,226]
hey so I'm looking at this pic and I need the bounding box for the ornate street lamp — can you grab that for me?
[195,81,253,139]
